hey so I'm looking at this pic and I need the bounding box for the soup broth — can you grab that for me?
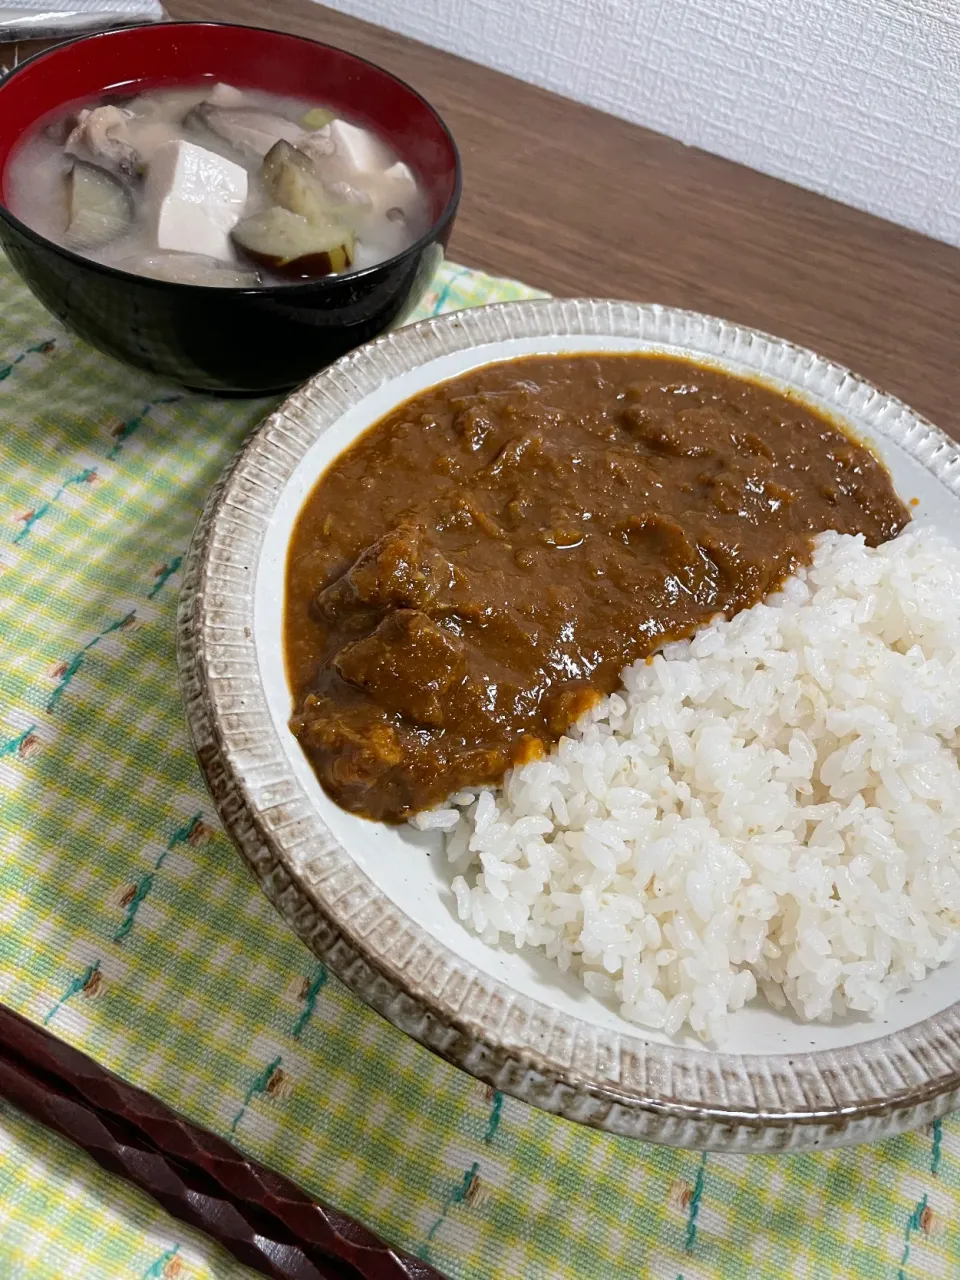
[5,82,430,287]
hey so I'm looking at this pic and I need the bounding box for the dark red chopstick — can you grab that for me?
[0,1004,443,1280]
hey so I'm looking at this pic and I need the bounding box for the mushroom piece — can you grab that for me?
[64,160,133,250]
[65,106,141,179]
[117,252,261,287]
[186,105,305,161]
[231,206,354,279]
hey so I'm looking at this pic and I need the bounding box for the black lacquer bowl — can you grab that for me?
[0,23,460,394]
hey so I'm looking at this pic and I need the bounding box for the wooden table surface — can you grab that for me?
[13,0,960,436]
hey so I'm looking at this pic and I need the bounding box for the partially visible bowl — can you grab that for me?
[179,298,960,1150]
[0,22,460,395]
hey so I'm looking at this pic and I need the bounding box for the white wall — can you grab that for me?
[321,0,960,247]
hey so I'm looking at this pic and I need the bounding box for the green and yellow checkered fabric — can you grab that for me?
[1,252,959,1280]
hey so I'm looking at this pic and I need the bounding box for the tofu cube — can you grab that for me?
[206,82,247,107]
[384,160,417,193]
[382,160,418,210]
[145,140,248,261]
[329,120,391,174]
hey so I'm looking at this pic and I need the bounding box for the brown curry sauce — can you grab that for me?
[284,355,908,822]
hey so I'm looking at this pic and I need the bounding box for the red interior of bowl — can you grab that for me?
[0,21,459,222]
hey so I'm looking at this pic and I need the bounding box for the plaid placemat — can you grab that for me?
[2,252,960,1280]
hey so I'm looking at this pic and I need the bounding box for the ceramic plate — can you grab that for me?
[178,299,960,1151]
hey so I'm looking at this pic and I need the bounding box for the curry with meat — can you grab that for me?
[284,355,908,822]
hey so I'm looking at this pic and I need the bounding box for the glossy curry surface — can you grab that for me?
[284,354,908,821]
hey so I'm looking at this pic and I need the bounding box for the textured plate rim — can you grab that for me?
[177,298,960,1151]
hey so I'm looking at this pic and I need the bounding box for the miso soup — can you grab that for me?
[5,82,430,287]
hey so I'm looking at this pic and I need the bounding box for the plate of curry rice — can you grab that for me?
[179,299,960,1151]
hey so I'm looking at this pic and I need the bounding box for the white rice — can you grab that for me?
[411,526,960,1042]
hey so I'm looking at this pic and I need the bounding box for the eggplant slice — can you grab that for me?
[64,161,134,250]
[261,140,356,225]
[119,253,261,288]
[232,206,354,280]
